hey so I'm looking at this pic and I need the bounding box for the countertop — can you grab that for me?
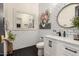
[45,35,79,46]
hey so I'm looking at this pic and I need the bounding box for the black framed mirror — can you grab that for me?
[57,3,79,28]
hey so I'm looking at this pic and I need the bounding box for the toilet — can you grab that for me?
[36,42,44,56]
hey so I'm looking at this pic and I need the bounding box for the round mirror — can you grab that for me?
[57,3,79,28]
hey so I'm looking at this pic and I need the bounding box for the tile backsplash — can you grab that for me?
[51,3,79,37]
[39,3,79,40]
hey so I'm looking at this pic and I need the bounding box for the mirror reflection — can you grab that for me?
[57,3,79,28]
[14,12,34,30]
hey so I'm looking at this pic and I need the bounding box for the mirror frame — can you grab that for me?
[57,3,79,28]
[13,11,35,30]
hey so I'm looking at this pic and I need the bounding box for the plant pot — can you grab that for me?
[7,40,13,54]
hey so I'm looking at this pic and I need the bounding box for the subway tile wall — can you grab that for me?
[51,3,79,37]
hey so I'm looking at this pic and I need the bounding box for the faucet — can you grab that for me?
[57,31,61,36]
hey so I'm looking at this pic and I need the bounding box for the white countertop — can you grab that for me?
[45,35,79,46]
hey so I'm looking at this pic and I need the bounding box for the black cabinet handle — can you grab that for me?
[49,40,52,47]
[65,48,77,53]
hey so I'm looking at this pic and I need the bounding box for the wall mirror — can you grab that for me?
[57,3,79,28]
[14,11,34,30]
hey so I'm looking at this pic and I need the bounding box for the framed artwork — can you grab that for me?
[39,10,51,29]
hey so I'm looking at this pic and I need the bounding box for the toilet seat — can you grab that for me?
[36,42,44,48]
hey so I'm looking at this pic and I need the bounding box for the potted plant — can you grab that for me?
[72,16,79,29]
[7,31,15,54]
[8,31,15,42]
[72,16,79,40]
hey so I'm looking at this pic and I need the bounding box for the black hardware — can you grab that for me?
[57,32,61,36]
[65,48,77,53]
[49,40,52,47]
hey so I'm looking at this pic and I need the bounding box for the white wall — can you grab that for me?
[4,3,55,50]
[38,3,55,40]
[12,31,39,50]
[4,3,39,50]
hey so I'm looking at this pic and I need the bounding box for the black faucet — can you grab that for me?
[57,32,61,36]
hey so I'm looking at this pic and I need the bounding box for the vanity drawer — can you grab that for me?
[63,43,79,56]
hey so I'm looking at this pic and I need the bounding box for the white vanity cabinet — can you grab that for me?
[56,41,64,56]
[44,37,64,56]
[44,37,57,56]
[62,43,79,56]
[44,35,79,56]
[56,41,79,56]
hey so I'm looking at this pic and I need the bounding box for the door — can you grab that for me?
[0,3,5,35]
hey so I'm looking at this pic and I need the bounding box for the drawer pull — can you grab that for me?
[49,40,52,47]
[65,48,77,53]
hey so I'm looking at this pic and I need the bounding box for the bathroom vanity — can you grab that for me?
[44,35,79,56]
[43,3,79,56]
